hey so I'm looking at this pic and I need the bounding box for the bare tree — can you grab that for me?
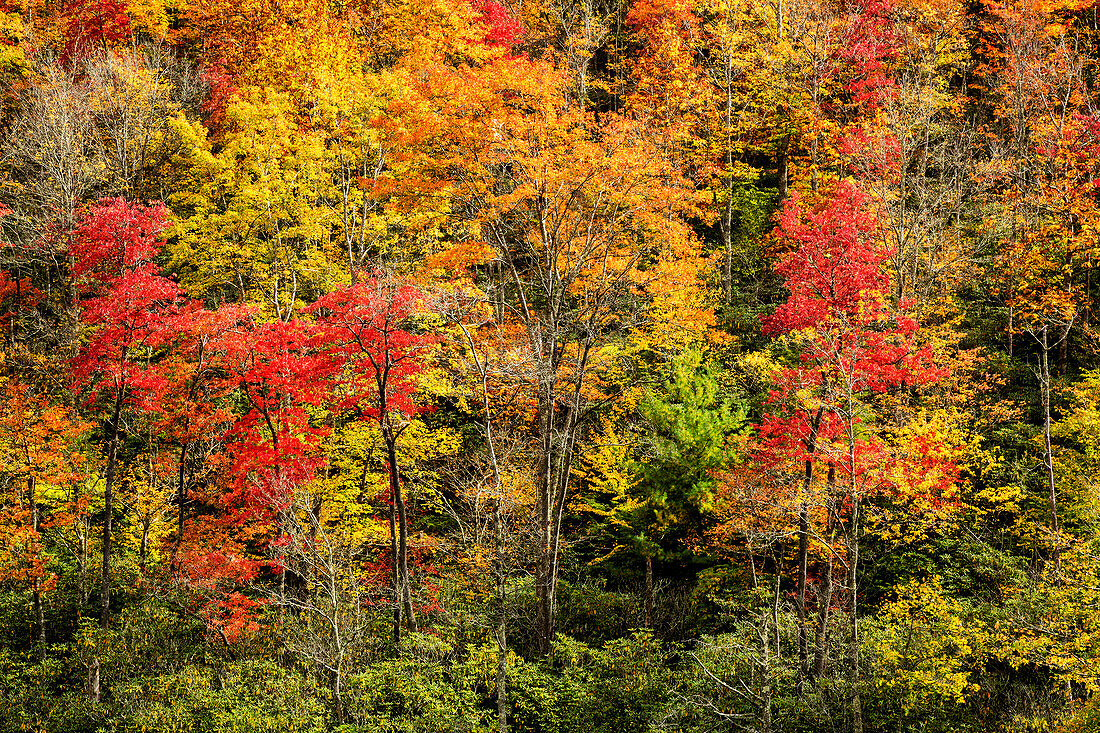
[84,45,203,201]
[438,287,536,733]
[276,480,378,725]
[5,63,102,228]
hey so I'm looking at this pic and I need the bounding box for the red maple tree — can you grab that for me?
[214,314,340,611]
[755,181,948,716]
[309,280,435,642]
[70,197,187,628]
[471,0,524,48]
[61,0,132,63]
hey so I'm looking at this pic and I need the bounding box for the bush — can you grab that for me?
[509,632,671,733]
[116,659,327,733]
[342,641,491,733]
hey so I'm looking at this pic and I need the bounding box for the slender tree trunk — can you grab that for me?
[273,438,286,624]
[797,408,823,693]
[536,397,578,654]
[718,60,736,310]
[813,473,836,681]
[542,346,591,652]
[32,575,45,646]
[333,616,346,728]
[279,566,286,624]
[173,441,188,564]
[140,525,149,575]
[100,389,123,630]
[78,512,88,606]
[30,478,45,646]
[1008,305,1014,358]
[386,423,416,633]
[535,380,556,654]
[839,374,863,733]
[389,483,401,646]
[334,668,344,725]
[1059,322,1069,376]
[796,504,809,693]
[461,322,509,732]
[644,554,654,629]
[1041,324,1061,571]
[494,500,509,733]
[716,209,733,307]
[777,135,790,202]
[87,658,100,702]
[813,552,833,680]
[848,499,862,733]
[757,574,775,733]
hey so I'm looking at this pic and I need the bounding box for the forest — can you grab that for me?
[2,0,1100,731]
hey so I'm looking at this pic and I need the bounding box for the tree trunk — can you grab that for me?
[757,576,775,733]
[813,474,836,682]
[1008,306,1014,358]
[813,551,833,680]
[532,333,589,655]
[1041,324,1060,571]
[535,393,580,654]
[716,208,734,307]
[29,477,46,646]
[796,504,809,693]
[541,349,590,654]
[100,389,123,630]
[389,484,401,646]
[777,135,790,202]
[848,495,862,733]
[279,566,287,625]
[494,500,509,733]
[140,524,149,576]
[78,512,88,606]
[463,322,509,731]
[1059,322,1069,376]
[87,658,100,702]
[173,441,188,564]
[33,576,45,646]
[644,554,654,629]
[386,422,416,634]
[334,662,345,725]
[535,380,556,654]
[797,407,823,692]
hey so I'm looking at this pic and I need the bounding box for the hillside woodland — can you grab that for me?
[3,0,1100,731]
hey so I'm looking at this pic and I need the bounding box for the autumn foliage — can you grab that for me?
[4,0,1100,731]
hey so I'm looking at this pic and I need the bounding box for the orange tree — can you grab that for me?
[386,47,714,652]
[978,1,1100,566]
[0,379,89,645]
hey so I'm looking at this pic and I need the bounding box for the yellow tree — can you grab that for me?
[118,452,176,575]
[168,85,339,314]
[622,0,874,311]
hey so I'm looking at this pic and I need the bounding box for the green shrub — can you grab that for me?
[342,641,491,733]
[117,660,326,733]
